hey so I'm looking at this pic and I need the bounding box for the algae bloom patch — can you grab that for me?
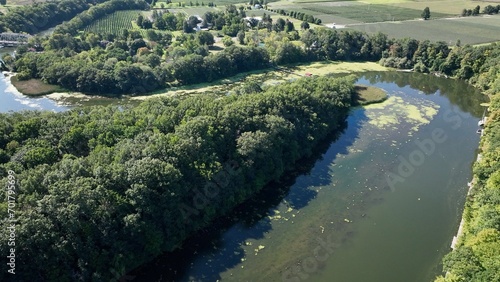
[364,95,440,133]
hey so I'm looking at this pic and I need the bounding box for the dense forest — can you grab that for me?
[0,76,355,280]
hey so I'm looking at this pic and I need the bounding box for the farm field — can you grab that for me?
[264,0,500,44]
[269,0,500,24]
[348,14,500,45]
[84,10,143,34]
[301,3,453,22]
[389,0,500,15]
[269,1,454,24]
[180,6,220,15]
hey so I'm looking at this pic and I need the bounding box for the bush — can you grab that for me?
[222,35,234,47]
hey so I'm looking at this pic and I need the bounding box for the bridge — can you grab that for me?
[0,33,31,47]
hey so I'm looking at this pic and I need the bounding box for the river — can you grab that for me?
[0,69,487,282]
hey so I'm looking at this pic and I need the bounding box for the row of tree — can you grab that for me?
[482,4,500,14]
[461,5,482,17]
[268,8,322,25]
[0,75,356,281]
[461,5,500,17]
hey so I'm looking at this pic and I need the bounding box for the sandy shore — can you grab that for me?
[46,92,93,101]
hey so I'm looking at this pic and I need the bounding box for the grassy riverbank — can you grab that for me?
[353,85,388,106]
[8,61,388,98]
[131,61,389,100]
[11,76,64,96]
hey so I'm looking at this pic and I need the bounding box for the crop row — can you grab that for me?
[84,10,142,34]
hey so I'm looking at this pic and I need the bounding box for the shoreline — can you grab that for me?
[450,176,476,250]
[3,72,26,98]
[1,73,71,111]
[10,75,64,96]
[5,61,389,101]
[451,113,489,250]
[444,105,491,280]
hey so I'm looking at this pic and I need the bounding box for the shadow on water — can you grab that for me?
[360,72,489,117]
[129,109,370,282]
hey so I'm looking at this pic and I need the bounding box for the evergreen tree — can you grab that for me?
[421,7,430,20]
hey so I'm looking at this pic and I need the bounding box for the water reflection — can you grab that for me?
[361,71,487,116]
[129,113,365,281]
[0,73,68,113]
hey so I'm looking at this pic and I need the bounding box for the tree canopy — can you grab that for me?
[0,75,356,281]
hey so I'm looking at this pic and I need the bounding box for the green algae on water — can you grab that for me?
[364,96,439,133]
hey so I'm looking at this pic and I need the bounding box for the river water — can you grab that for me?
[0,68,487,282]
[129,72,486,282]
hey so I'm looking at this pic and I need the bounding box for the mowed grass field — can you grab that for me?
[348,15,500,45]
